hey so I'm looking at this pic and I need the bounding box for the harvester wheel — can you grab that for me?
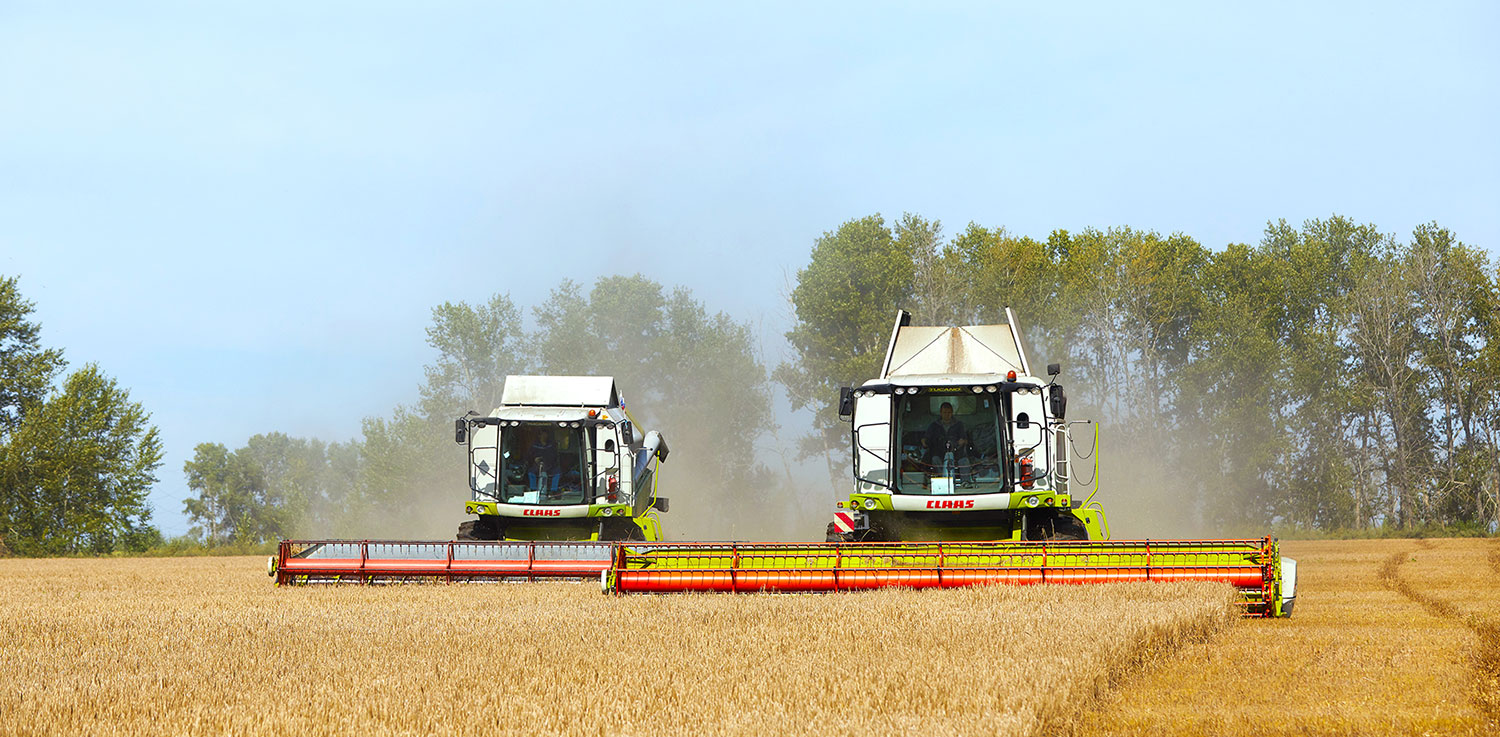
[1046,512,1089,541]
[1025,511,1088,541]
[456,517,502,541]
[825,523,844,543]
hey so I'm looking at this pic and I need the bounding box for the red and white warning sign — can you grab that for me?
[833,511,857,534]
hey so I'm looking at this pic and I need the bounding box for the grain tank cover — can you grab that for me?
[881,324,1029,378]
[500,375,619,408]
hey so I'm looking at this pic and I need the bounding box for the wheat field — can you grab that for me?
[1079,538,1500,737]
[1,557,1232,737]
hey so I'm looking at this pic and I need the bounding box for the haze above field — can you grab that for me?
[2,2,1496,536]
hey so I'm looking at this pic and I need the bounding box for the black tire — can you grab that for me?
[456,517,501,541]
[825,522,845,543]
[597,517,647,542]
[1045,512,1089,541]
[620,521,647,542]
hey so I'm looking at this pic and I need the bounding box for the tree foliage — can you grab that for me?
[777,215,917,474]
[0,277,162,554]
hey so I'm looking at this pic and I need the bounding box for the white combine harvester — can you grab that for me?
[829,308,1105,542]
[454,375,670,541]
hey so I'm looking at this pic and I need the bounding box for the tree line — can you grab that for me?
[3,212,1495,554]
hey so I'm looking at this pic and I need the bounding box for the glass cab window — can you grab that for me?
[894,394,1004,495]
[498,424,589,505]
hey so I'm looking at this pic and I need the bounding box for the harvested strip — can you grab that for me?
[1390,539,1500,729]
[0,557,1231,737]
[1076,540,1490,736]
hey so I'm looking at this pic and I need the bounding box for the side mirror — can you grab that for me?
[1050,385,1067,420]
[1047,363,1061,377]
[453,419,467,444]
[838,386,855,421]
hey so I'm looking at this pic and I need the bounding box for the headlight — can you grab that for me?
[863,498,877,510]
[1025,496,1040,508]
[986,385,997,393]
[602,507,615,516]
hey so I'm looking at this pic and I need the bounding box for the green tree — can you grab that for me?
[1179,242,1291,528]
[530,280,599,377]
[239,432,333,537]
[349,408,458,537]
[0,276,162,555]
[0,276,64,435]
[951,224,1055,330]
[419,294,527,420]
[183,442,286,545]
[1404,224,1495,525]
[2,366,164,554]
[777,214,916,487]
[530,275,778,537]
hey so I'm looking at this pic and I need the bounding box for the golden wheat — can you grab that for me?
[1078,538,1499,737]
[0,557,1231,737]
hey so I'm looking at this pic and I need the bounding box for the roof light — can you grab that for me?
[1007,370,1017,381]
[986,385,997,393]
[972,386,983,393]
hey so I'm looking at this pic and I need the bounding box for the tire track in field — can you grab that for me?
[1381,540,1500,727]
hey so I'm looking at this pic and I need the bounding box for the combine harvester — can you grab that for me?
[272,316,1295,617]
[273,375,669,583]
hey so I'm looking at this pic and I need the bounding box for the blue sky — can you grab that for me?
[2,2,1497,536]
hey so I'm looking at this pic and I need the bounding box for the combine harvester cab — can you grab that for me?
[830,308,1102,543]
[455,375,670,542]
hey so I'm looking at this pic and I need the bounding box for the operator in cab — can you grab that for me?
[526,430,561,492]
[925,401,971,477]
